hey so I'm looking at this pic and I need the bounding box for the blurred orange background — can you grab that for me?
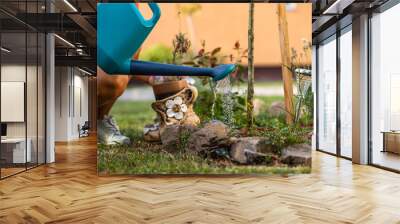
[140,3,311,67]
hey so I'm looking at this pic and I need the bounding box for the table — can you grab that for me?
[1,138,31,164]
[382,131,400,154]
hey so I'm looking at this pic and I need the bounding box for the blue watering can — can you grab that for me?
[97,3,235,81]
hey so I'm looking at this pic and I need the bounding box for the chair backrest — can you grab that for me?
[82,121,90,129]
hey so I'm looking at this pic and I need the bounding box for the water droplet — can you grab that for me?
[216,77,234,127]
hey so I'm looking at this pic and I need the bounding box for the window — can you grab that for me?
[317,35,337,154]
[0,1,46,179]
[339,27,352,158]
[370,3,400,171]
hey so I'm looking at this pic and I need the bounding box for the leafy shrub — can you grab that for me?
[289,39,313,126]
[300,85,313,126]
[194,89,247,128]
[139,43,173,64]
[254,113,311,153]
[260,125,310,154]
[172,32,192,65]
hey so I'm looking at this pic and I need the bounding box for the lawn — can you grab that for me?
[97,96,311,175]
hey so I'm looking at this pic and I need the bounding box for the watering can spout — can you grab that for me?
[130,60,236,81]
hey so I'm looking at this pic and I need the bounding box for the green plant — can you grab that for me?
[139,43,173,64]
[182,40,226,87]
[182,40,237,122]
[100,101,311,175]
[254,111,311,153]
[261,126,309,154]
[150,33,192,83]
[194,89,247,127]
[172,32,192,65]
[183,40,247,84]
[178,129,192,152]
[300,86,313,125]
[289,39,313,125]
[229,41,248,86]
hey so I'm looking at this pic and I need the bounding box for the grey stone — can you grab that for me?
[280,143,311,166]
[187,120,230,153]
[203,120,229,138]
[230,137,274,164]
[160,124,199,152]
[267,101,286,117]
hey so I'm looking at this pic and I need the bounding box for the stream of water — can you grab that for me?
[215,77,234,127]
[209,80,216,120]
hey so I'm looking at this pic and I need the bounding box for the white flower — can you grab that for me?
[165,96,188,120]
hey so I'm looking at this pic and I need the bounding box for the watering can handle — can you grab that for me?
[138,3,161,27]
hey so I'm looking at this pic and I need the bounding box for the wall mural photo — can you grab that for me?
[97,2,313,175]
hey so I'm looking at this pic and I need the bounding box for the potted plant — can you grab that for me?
[150,33,192,100]
[143,33,200,142]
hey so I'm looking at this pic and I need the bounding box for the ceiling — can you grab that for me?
[312,0,390,43]
[0,0,96,72]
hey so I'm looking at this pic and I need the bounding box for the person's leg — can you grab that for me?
[97,68,131,145]
[97,66,155,145]
[97,68,131,119]
[97,68,155,119]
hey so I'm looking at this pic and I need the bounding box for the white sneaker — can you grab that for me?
[98,116,131,145]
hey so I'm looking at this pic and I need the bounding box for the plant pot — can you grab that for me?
[152,79,188,100]
[152,85,200,127]
[144,84,201,142]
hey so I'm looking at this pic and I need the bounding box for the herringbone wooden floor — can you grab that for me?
[1,136,400,224]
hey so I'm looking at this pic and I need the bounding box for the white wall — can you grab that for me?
[72,73,89,138]
[1,64,28,166]
[1,63,46,164]
[1,64,36,137]
[55,66,69,141]
[54,67,89,141]
[1,65,27,138]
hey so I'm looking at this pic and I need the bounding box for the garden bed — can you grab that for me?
[98,96,312,175]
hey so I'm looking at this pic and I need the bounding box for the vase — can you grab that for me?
[144,80,200,142]
[152,79,188,100]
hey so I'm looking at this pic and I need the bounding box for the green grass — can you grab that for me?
[98,143,310,175]
[109,101,156,141]
[98,98,310,175]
